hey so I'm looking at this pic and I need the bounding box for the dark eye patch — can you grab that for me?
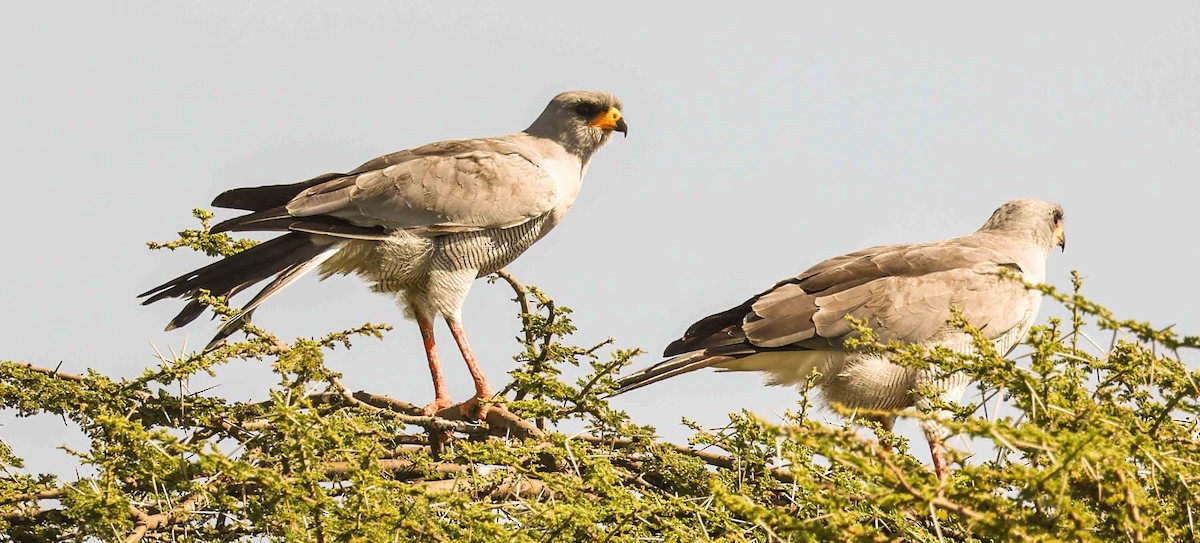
[1052,209,1064,222]
[575,102,603,117]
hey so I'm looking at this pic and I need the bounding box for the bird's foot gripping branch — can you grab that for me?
[1,212,1199,541]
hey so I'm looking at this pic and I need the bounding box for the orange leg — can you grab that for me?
[446,318,494,419]
[417,313,454,416]
[929,438,951,482]
[920,413,953,482]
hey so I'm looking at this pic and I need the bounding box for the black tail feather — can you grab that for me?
[611,350,735,396]
[210,212,392,240]
[140,233,314,303]
[209,208,293,235]
[139,233,327,330]
[211,173,342,211]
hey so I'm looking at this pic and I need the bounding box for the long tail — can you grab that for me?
[138,233,343,348]
[610,350,735,396]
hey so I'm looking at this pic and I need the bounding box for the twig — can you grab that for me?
[0,507,70,523]
[868,434,984,522]
[0,361,87,382]
[321,375,484,435]
[415,475,555,501]
[1117,470,1145,543]
[433,402,543,439]
[124,494,201,543]
[350,391,423,416]
[352,388,540,438]
[242,389,540,439]
[930,497,984,522]
[324,459,469,479]
[494,269,534,344]
[575,435,795,484]
[0,488,62,505]
[572,340,622,402]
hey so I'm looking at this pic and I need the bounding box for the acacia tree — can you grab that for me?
[1,210,1198,542]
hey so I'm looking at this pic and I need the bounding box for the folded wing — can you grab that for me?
[211,138,558,238]
[616,239,1035,393]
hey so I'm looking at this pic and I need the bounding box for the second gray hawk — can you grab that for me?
[141,90,628,417]
[614,199,1064,477]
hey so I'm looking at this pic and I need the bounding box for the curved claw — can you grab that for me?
[422,397,456,417]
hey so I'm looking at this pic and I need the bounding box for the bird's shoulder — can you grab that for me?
[795,236,1021,291]
[345,136,552,175]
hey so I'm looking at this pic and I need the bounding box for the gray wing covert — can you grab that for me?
[697,240,1033,352]
[809,263,1034,346]
[285,139,558,234]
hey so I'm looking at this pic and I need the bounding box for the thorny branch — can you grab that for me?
[493,269,534,345]
[2,248,1198,541]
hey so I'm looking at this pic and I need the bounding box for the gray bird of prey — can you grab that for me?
[614,199,1064,476]
[141,90,627,416]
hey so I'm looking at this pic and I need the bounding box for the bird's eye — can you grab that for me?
[575,102,601,117]
[1052,209,1063,222]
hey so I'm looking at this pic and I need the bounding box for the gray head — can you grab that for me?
[978,198,1066,253]
[525,90,627,162]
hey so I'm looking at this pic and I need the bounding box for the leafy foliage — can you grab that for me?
[1,212,1197,542]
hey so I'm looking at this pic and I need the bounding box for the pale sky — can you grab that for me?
[3,2,1198,476]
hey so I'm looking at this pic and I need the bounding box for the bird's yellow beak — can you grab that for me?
[589,107,628,136]
[1054,220,1066,252]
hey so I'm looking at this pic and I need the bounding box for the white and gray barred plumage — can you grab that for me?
[321,214,553,319]
[140,91,626,350]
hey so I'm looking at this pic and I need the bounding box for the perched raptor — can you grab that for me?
[614,199,1064,476]
[141,90,627,416]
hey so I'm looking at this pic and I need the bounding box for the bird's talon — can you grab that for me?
[422,398,456,417]
[459,396,494,420]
